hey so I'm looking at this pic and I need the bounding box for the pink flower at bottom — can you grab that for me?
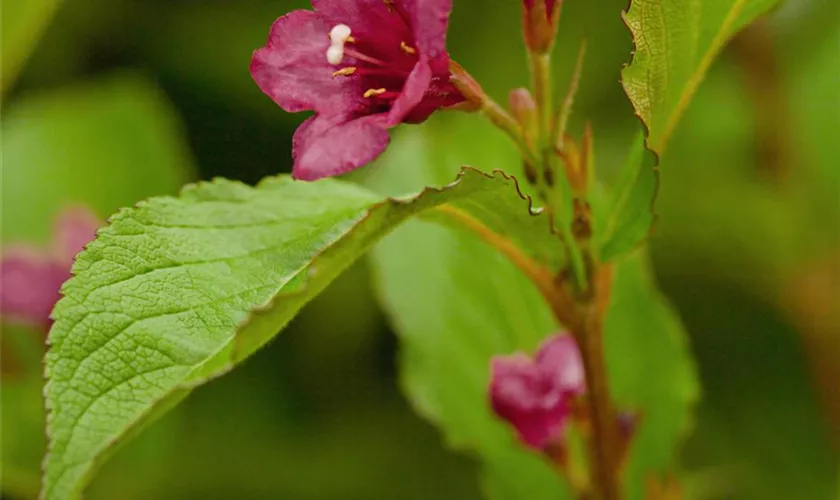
[489,333,585,449]
[250,0,464,180]
[0,206,100,330]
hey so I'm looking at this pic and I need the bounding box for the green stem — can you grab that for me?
[567,239,589,293]
[531,52,554,153]
[480,100,540,168]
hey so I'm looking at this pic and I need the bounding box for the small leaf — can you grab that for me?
[42,166,560,500]
[621,0,782,154]
[368,121,698,499]
[598,133,659,261]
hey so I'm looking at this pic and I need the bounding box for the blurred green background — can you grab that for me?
[1,0,838,499]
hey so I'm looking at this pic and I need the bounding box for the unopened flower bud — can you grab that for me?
[522,0,562,54]
[489,333,585,449]
[449,60,487,107]
[508,88,537,139]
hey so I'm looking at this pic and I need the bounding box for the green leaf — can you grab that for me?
[621,0,782,154]
[368,128,568,500]
[42,166,561,500]
[605,256,699,499]
[1,73,194,500]
[1,73,194,244]
[1,0,62,91]
[1,329,44,499]
[597,133,659,261]
[367,120,698,499]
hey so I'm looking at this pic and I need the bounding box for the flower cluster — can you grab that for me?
[251,0,464,180]
[0,206,100,330]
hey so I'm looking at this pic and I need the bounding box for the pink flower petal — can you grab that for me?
[386,56,432,126]
[400,0,453,56]
[252,0,462,180]
[535,334,586,396]
[311,0,413,51]
[488,333,585,450]
[292,113,391,180]
[490,352,570,449]
[0,246,67,329]
[53,205,100,264]
[251,10,357,115]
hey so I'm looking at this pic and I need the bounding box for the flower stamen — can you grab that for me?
[400,41,416,54]
[326,24,353,64]
[326,46,344,65]
[355,67,411,77]
[329,24,352,44]
[363,88,388,98]
[332,67,357,77]
[343,48,388,67]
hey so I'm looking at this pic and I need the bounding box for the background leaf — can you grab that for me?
[1,73,194,244]
[621,0,783,153]
[367,117,698,499]
[1,73,194,499]
[42,166,557,499]
[1,0,62,91]
[367,119,568,500]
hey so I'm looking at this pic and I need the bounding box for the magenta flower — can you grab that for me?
[250,0,464,180]
[0,206,100,330]
[489,333,585,449]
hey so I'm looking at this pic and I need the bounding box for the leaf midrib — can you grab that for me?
[655,0,749,153]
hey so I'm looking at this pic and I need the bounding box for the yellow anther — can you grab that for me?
[332,67,357,77]
[400,41,416,54]
[383,0,394,10]
[363,88,387,98]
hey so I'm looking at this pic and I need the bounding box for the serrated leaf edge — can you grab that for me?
[41,166,551,499]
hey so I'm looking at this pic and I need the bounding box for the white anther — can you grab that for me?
[329,24,352,44]
[326,45,344,65]
[326,24,352,64]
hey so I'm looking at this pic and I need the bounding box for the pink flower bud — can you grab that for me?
[508,88,537,130]
[489,333,585,449]
[522,0,562,54]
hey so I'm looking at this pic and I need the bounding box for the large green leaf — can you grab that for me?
[367,118,698,499]
[42,166,562,500]
[604,256,699,499]
[1,0,62,91]
[621,0,782,154]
